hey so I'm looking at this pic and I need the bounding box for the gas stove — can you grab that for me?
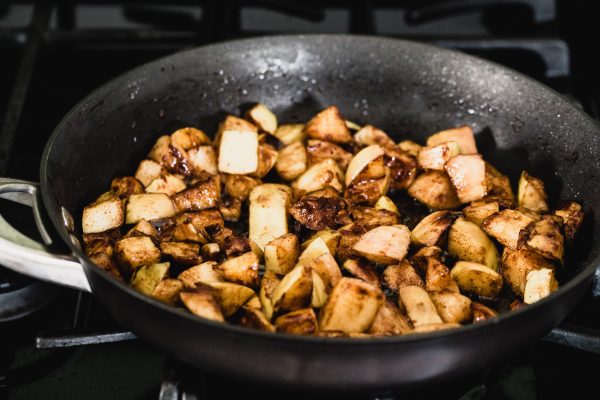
[1,1,599,399]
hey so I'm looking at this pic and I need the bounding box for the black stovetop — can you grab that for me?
[1,1,599,399]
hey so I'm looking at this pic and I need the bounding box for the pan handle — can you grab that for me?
[0,178,91,292]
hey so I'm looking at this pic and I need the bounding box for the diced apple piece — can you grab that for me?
[208,282,255,317]
[342,259,380,288]
[264,233,299,275]
[170,127,211,149]
[451,261,503,298]
[82,193,124,234]
[201,243,220,261]
[253,145,278,178]
[554,201,585,239]
[374,195,399,215]
[180,285,225,322]
[114,236,161,273]
[172,175,220,212]
[426,258,459,293]
[178,261,222,288]
[354,125,395,147]
[151,278,183,305]
[306,253,342,291]
[472,302,499,322]
[130,262,170,296]
[397,140,422,157]
[148,135,191,176]
[311,270,328,308]
[248,183,292,250]
[271,265,313,313]
[276,142,307,181]
[304,106,352,144]
[111,176,143,199]
[482,209,533,249]
[145,174,186,196]
[501,248,554,297]
[214,115,257,147]
[518,171,549,212]
[274,123,305,145]
[411,246,443,274]
[345,169,391,206]
[382,260,424,292]
[306,140,352,170]
[384,145,418,190]
[245,103,278,134]
[259,270,280,320]
[411,210,456,247]
[429,290,472,324]
[217,130,259,174]
[301,229,341,255]
[463,200,500,226]
[398,285,443,327]
[345,120,362,131]
[448,218,498,271]
[426,126,477,154]
[159,242,202,266]
[135,159,164,187]
[125,219,158,240]
[275,308,318,335]
[352,225,410,264]
[188,146,218,175]
[336,223,367,262]
[485,163,515,207]
[319,277,384,333]
[417,141,461,170]
[292,159,344,196]
[408,171,461,210]
[519,215,564,263]
[126,193,176,224]
[215,252,260,287]
[351,206,399,229]
[236,306,274,332]
[368,299,413,335]
[223,174,261,201]
[244,295,262,310]
[524,268,558,304]
[345,144,385,186]
[445,154,487,203]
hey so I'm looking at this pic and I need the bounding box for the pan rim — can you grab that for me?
[40,33,600,346]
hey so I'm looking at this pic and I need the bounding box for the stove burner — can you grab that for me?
[0,267,57,322]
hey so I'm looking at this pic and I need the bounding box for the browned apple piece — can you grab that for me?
[382,260,424,292]
[426,126,477,154]
[445,154,487,203]
[408,171,461,210]
[342,259,380,288]
[482,209,533,249]
[319,278,384,333]
[411,211,456,247]
[215,252,260,287]
[306,139,353,170]
[275,308,319,335]
[354,125,395,147]
[304,106,352,144]
[180,285,225,322]
[353,225,411,264]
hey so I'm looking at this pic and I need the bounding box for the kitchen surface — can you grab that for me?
[1,1,599,399]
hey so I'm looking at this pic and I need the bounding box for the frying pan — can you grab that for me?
[0,35,599,391]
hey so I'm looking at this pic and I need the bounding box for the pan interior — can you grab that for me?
[43,35,599,294]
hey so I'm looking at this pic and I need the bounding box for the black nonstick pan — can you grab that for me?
[0,35,598,392]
